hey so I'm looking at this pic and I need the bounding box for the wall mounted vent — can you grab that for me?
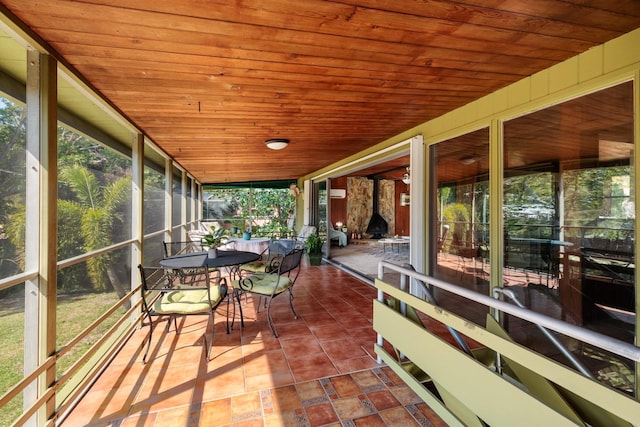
[330,189,346,198]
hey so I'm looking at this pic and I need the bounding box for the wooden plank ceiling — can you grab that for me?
[1,0,639,184]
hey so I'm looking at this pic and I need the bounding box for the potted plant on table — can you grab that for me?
[202,228,227,258]
[304,232,325,266]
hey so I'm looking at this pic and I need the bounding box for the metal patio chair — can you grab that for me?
[137,264,228,363]
[233,248,304,337]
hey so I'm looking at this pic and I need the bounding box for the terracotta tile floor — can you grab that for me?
[61,261,448,426]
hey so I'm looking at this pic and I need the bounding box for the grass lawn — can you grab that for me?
[0,290,125,426]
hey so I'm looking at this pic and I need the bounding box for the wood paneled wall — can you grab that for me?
[330,176,348,227]
[395,180,410,236]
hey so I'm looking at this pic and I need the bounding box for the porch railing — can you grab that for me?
[374,260,640,426]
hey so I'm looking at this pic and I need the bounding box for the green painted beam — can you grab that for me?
[375,279,640,424]
[374,302,580,426]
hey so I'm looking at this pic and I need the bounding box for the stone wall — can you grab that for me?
[346,177,395,237]
[378,179,396,236]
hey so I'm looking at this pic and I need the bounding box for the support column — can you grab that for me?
[409,134,425,295]
[24,48,57,426]
[633,68,640,399]
[181,168,187,241]
[130,133,143,304]
[489,118,503,317]
[164,158,172,242]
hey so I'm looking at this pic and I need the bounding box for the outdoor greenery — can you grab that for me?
[64,165,131,293]
[0,99,26,281]
[304,233,324,255]
[0,290,24,426]
[438,165,633,248]
[203,187,296,237]
[0,290,124,426]
[1,98,133,296]
[503,167,633,241]
[0,97,133,424]
[503,172,556,239]
[441,202,471,252]
[202,227,228,248]
[563,166,633,240]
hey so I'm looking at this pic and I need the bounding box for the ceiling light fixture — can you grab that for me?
[460,156,477,165]
[265,138,289,150]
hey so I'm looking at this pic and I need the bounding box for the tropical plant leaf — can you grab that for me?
[59,164,100,210]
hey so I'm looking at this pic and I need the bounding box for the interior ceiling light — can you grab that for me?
[402,167,411,185]
[265,138,290,150]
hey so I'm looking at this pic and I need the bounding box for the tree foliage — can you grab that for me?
[204,187,296,236]
[1,100,133,294]
[58,164,131,293]
[0,100,26,203]
[0,99,26,280]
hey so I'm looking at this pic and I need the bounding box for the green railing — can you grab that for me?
[374,261,640,426]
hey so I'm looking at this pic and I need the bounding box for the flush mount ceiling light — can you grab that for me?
[265,138,290,150]
[460,156,478,165]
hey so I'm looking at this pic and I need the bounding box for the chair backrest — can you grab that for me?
[138,264,175,315]
[139,264,173,293]
[275,248,304,282]
[297,225,317,239]
[269,238,296,256]
[187,229,206,242]
[138,264,218,300]
[162,240,202,258]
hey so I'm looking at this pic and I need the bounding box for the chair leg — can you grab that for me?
[162,314,178,332]
[265,297,278,338]
[288,289,299,319]
[264,291,299,338]
[142,318,155,364]
[225,293,234,333]
[235,290,245,328]
[226,290,242,333]
[206,311,215,361]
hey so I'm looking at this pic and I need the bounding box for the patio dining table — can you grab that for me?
[160,249,260,271]
[160,250,260,333]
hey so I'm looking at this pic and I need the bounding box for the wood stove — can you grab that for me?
[365,177,388,239]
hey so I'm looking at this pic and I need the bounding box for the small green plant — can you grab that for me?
[304,233,325,254]
[202,227,227,248]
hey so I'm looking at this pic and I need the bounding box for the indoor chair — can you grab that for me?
[328,222,348,247]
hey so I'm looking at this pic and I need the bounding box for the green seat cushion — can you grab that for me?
[240,261,267,273]
[232,273,292,296]
[153,286,224,314]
